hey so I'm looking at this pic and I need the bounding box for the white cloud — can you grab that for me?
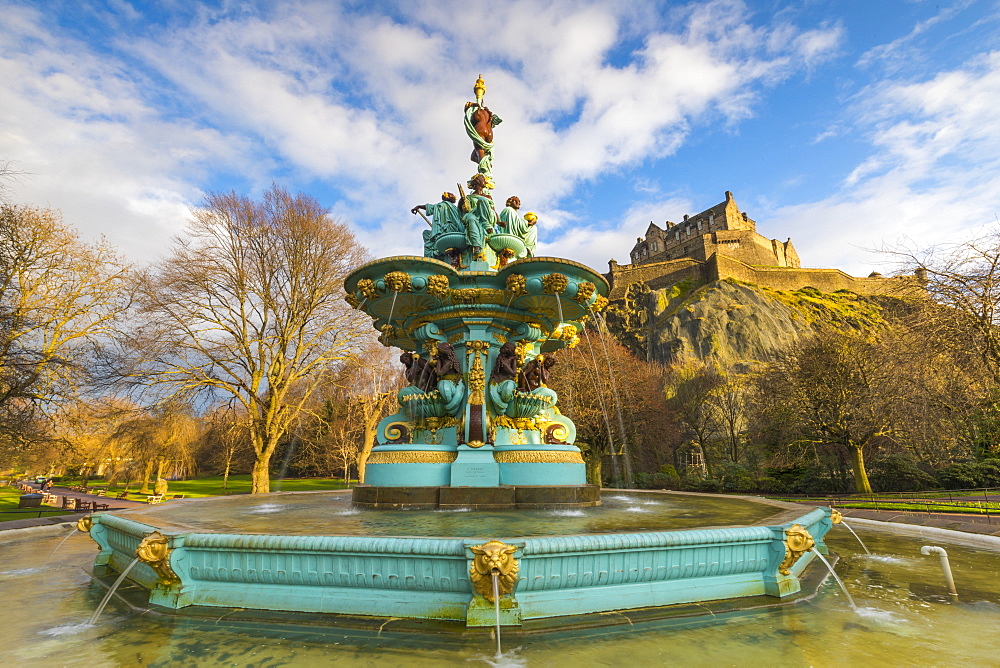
[552,195,694,271]
[0,4,259,260]
[0,0,845,266]
[769,51,1000,276]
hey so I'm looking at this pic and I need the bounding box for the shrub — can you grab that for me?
[756,476,786,494]
[715,462,755,493]
[934,461,1000,489]
[870,455,938,492]
[681,476,722,493]
[634,472,681,490]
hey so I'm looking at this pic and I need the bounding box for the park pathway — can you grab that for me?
[1,482,151,532]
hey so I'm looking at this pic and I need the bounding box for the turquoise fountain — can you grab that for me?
[85,77,833,629]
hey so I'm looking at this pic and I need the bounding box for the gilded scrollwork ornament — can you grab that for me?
[779,524,815,576]
[344,293,361,309]
[468,351,486,404]
[451,288,506,305]
[493,450,583,464]
[367,450,456,464]
[591,295,609,312]
[469,540,519,603]
[382,421,411,444]
[379,324,397,344]
[514,340,532,368]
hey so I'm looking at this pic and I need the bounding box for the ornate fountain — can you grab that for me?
[345,75,608,509]
[84,77,834,628]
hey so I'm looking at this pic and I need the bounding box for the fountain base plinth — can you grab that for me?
[352,484,601,509]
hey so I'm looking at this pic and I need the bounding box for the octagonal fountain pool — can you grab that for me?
[2,495,999,666]
[81,490,834,626]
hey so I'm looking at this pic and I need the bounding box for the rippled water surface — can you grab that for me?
[112,490,781,537]
[3,502,1000,666]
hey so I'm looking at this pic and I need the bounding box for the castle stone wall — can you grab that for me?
[607,259,707,299]
[607,254,922,298]
[707,255,921,296]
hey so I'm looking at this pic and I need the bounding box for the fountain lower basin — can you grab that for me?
[86,490,833,626]
[9,521,1000,664]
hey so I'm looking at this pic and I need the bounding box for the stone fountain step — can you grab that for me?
[352,484,600,510]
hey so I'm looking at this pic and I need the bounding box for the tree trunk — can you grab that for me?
[222,446,233,490]
[357,424,377,485]
[251,457,271,493]
[850,444,873,494]
[585,451,602,487]
[140,460,154,494]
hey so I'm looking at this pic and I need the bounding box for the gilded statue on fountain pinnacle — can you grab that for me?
[411,76,537,270]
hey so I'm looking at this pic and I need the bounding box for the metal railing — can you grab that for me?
[771,493,999,524]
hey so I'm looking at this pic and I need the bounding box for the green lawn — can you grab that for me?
[52,475,354,499]
[0,484,74,522]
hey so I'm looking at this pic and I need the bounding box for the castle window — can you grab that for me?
[675,230,680,240]
[697,220,703,231]
[651,242,658,252]
[709,213,715,226]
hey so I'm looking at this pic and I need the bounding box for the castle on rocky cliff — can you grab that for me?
[606,191,919,300]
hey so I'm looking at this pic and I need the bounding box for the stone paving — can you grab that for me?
[839,507,1000,537]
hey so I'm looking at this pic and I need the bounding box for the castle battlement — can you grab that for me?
[628,191,800,269]
[609,190,922,299]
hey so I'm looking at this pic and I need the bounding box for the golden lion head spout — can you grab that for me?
[136,531,180,585]
[779,524,816,576]
[469,540,519,603]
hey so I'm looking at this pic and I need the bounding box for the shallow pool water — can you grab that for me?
[112,490,781,537]
[3,508,999,665]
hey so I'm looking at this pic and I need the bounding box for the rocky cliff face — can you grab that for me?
[604,278,892,369]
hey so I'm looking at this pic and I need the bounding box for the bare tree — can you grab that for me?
[110,400,199,492]
[887,228,1000,383]
[343,345,401,484]
[0,203,130,461]
[559,331,675,485]
[664,361,724,476]
[125,185,371,493]
[0,160,28,203]
[772,331,900,494]
[709,373,750,464]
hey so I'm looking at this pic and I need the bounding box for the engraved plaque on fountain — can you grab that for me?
[450,447,500,486]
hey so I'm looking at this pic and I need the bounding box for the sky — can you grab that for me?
[2,0,999,277]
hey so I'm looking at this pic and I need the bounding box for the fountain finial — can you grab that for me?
[474,74,486,107]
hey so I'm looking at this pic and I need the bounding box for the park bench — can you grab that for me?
[169,494,186,500]
[145,495,163,504]
[115,491,129,500]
